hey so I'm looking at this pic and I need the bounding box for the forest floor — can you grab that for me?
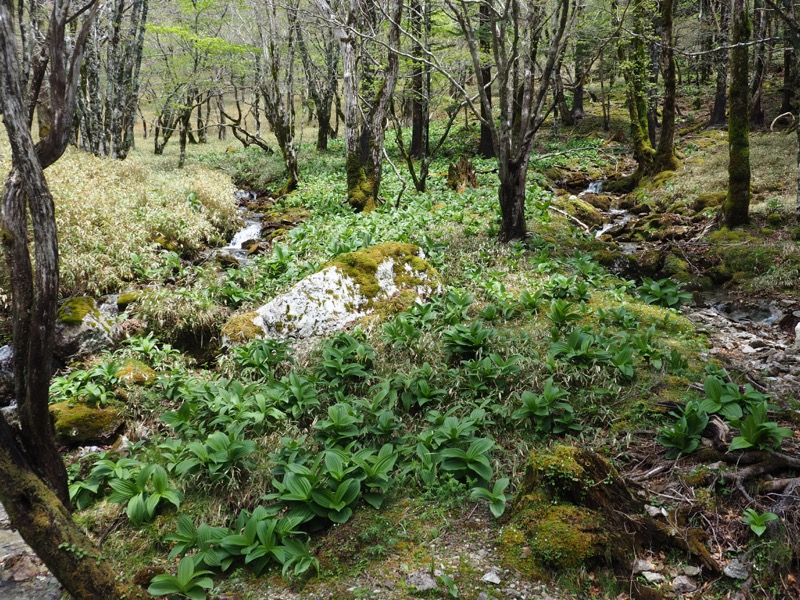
[2,96,800,600]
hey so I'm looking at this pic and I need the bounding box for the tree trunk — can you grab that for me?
[710,0,730,125]
[478,2,495,158]
[409,0,430,158]
[750,0,767,125]
[572,38,588,119]
[652,0,680,173]
[497,158,529,242]
[725,0,752,227]
[553,61,575,127]
[0,3,144,597]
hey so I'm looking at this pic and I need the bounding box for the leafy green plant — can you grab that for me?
[638,277,692,308]
[382,313,422,350]
[512,379,581,434]
[148,556,214,600]
[439,437,494,483]
[546,298,583,333]
[656,401,709,459]
[108,464,183,526]
[176,430,257,484]
[442,321,494,360]
[231,338,291,381]
[165,515,234,571]
[729,402,792,451]
[742,508,779,537]
[313,402,363,444]
[549,327,609,364]
[700,375,769,421]
[470,478,510,518]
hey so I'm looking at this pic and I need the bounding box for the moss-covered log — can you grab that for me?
[724,0,752,227]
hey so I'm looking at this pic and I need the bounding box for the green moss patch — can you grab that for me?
[115,359,156,386]
[327,242,438,306]
[220,312,262,345]
[116,291,141,312]
[50,400,124,445]
[57,297,100,326]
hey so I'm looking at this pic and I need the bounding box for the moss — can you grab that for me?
[693,191,726,212]
[766,213,785,228]
[707,228,756,244]
[525,446,585,498]
[115,359,156,386]
[663,254,689,276]
[522,504,606,569]
[116,291,141,311]
[57,297,100,326]
[346,153,378,212]
[220,312,262,345]
[326,242,438,307]
[650,170,676,187]
[50,401,124,445]
[721,245,780,276]
[560,196,604,228]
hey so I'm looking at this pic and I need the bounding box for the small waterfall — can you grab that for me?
[225,221,262,250]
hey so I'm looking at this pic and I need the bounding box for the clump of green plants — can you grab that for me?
[638,277,693,308]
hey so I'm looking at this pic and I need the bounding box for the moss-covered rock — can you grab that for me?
[57,297,100,326]
[50,400,124,446]
[115,359,156,386]
[220,312,262,346]
[116,291,141,312]
[232,243,440,341]
[54,297,121,361]
[560,195,604,228]
[693,191,725,212]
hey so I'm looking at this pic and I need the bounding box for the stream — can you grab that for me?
[580,179,800,403]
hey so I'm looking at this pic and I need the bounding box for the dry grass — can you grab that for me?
[649,129,798,214]
[0,134,238,297]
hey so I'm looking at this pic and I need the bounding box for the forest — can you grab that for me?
[1,0,800,598]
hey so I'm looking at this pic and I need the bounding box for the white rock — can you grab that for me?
[632,559,656,574]
[682,565,701,577]
[481,572,501,584]
[642,571,665,583]
[724,558,749,580]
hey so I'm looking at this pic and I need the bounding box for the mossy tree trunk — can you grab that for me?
[477,2,495,159]
[724,0,752,227]
[617,0,655,185]
[652,0,680,174]
[315,0,403,212]
[0,3,143,598]
[409,0,431,159]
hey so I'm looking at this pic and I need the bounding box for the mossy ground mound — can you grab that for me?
[220,312,262,345]
[57,297,101,326]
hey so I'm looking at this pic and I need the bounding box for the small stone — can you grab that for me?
[642,571,665,583]
[632,559,656,574]
[682,565,701,577]
[742,345,758,354]
[724,558,749,580]
[645,505,665,518]
[478,593,489,600]
[672,575,697,593]
[406,570,438,592]
[481,571,501,584]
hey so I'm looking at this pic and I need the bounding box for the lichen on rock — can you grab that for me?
[224,242,440,342]
[115,359,156,386]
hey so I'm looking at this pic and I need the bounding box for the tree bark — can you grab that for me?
[497,158,529,242]
[652,0,680,173]
[749,0,767,125]
[409,0,430,158]
[710,0,730,125]
[725,0,752,227]
[478,1,495,158]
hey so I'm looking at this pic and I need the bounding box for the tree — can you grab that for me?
[708,0,730,125]
[0,2,143,598]
[76,0,149,159]
[253,0,301,193]
[447,0,576,241]
[314,0,404,212]
[652,0,680,173]
[724,0,752,227]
